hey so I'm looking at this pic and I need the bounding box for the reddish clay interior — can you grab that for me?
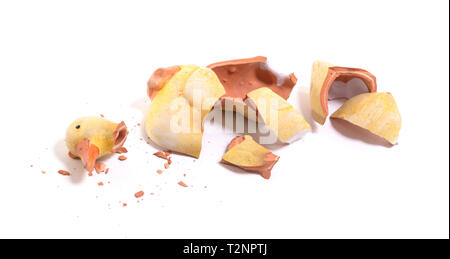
[113,121,129,148]
[208,56,297,101]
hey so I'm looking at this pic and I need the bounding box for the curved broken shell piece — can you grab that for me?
[208,56,297,119]
[331,92,401,144]
[145,65,226,158]
[112,121,129,153]
[221,135,280,179]
[245,87,311,143]
[310,60,377,124]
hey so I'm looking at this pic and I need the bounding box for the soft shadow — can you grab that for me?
[131,97,149,115]
[131,97,169,151]
[131,96,151,141]
[53,139,86,184]
[139,117,165,151]
[208,108,287,151]
[330,118,394,148]
[328,78,368,100]
[247,123,288,151]
[135,98,201,159]
[297,86,318,132]
[218,162,260,178]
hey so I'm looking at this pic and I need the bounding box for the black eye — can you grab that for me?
[75,125,81,129]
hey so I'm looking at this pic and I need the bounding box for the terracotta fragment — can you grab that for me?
[310,60,377,124]
[208,56,297,119]
[58,170,71,176]
[94,162,106,174]
[178,181,188,187]
[153,151,170,160]
[221,135,280,179]
[115,147,128,154]
[331,92,401,144]
[208,56,296,100]
[135,191,144,198]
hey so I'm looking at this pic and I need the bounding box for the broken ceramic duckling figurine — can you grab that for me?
[145,58,309,158]
[65,116,128,173]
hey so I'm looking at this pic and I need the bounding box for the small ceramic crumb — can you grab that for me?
[156,169,163,175]
[164,163,170,169]
[135,191,144,198]
[58,170,71,176]
[116,147,128,154]
[123,203,127,207]
[105,168,110,175]
[178,181,188,187]
[95,162,106,174]
[98,182,104,186]
[41,170,46,174]
[118,155,127,161]
[154,151,170,160]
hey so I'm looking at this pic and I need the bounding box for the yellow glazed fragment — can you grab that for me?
[331,92,401,144]
[145,65,226,158]
[310,60,377,125]
[221,135,280,179]
[310,60,334,124]
[245,87,311,143]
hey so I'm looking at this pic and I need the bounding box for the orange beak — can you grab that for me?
[75,138,99,174]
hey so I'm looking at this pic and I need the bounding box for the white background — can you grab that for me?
[0,0,448,239]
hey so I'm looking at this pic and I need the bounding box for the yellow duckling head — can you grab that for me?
[65,116,128,173]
